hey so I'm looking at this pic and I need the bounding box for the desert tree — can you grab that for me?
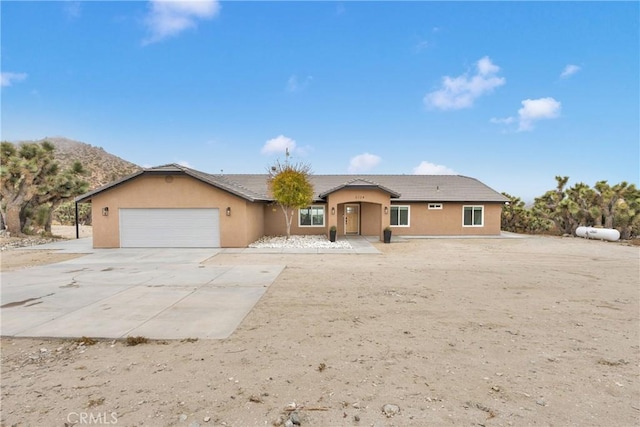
[565,182,598,229]
[501,193,529,233]
[1,141,56,234]
[593,180,631,229]
[500,193,550,234]
[268,159,314,239]
[531,176,639,239]
[612,184,640,239]
[533,176,573,234]
[30,160,88,233]
[0,141,88,235]
[54,201,92,226]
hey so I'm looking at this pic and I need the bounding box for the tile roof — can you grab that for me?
[318,178,401,199]
[76,163,509,203]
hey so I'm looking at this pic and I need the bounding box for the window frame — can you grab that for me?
[428,203,443,210]
[390,205,410,227]
[462,205,484,227]
[298,205,326,227]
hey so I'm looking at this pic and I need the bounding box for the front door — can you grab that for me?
[345,204,360,235]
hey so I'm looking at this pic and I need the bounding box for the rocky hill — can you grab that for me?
[18,137,141,190]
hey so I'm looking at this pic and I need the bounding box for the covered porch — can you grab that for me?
[320,179,399,241]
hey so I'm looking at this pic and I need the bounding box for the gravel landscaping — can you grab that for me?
[248,234,352,249]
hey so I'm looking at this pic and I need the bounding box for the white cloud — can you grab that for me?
[262,135,297,155]
[286,74,313,92]
[1,72,27,87]
[424,56,505,110]
[477,56,499,75]
[178,160,191,167]
[143,0,220,45]
[413,161,457,175]
[348,153,381,173]
[560,64,581,79]
[517,97,561,131]
[489,116,515,125]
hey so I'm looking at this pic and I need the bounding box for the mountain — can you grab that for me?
[20,137,141,190]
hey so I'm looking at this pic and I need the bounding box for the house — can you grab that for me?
[75,164,509,248]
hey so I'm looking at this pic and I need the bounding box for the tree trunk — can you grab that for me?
[280,205,292,239]
[0,206,6,231]
[620,226,631,240]
[44,211,53,234]
[5,204,23,235]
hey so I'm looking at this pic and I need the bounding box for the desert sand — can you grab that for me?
[1,232,638,426]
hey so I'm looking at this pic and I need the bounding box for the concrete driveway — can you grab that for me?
[1,240,284,339]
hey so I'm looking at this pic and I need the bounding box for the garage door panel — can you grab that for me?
[120,209,220,248]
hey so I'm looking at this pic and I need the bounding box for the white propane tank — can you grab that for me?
[575,226,620,242]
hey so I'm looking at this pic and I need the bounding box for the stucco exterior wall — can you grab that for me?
[89,175,256,248]
[359,202,382,236]
[86,174,504,248]
[326,189,390,238]
[244,201,265,245]
[389,202,503,236]
[263,203,328,236]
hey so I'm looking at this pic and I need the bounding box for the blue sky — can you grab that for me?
[2,1,638,201]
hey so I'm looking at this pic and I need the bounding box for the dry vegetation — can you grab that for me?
[26,137,141,189]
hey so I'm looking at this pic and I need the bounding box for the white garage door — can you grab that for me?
[119,208,220,248]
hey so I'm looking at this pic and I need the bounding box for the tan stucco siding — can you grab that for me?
[263,203,327,236]
[244,201,265,245]
[359,202,382,236]
[263,204,283,236]
[389,202,503,236]
[89,175,255,248]
[326,189,390,236]
[88,174,504,247]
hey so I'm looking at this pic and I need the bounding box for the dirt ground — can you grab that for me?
[0,225,92,272]
[1,234,638,426]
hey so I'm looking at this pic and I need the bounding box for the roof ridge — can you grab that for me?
[76,165,508,204]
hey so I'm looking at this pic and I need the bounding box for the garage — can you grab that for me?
[119,208,220,248]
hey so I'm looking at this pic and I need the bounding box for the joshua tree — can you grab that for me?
[0,141,87,235]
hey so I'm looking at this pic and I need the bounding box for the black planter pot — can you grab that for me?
[383,229,392,243]
[329,229,337,242]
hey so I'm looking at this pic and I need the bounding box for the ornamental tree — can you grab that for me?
[268,160,314,239]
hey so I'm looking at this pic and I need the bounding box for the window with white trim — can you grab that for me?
[299,206,325,227]
[428,203,443,210]
[463,205,484,227]
[390,206,410,227]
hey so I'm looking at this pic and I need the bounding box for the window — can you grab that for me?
[463,205,484,227]
[428,203,443,210]
[299,206,325,227]
[390,206,410,227]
